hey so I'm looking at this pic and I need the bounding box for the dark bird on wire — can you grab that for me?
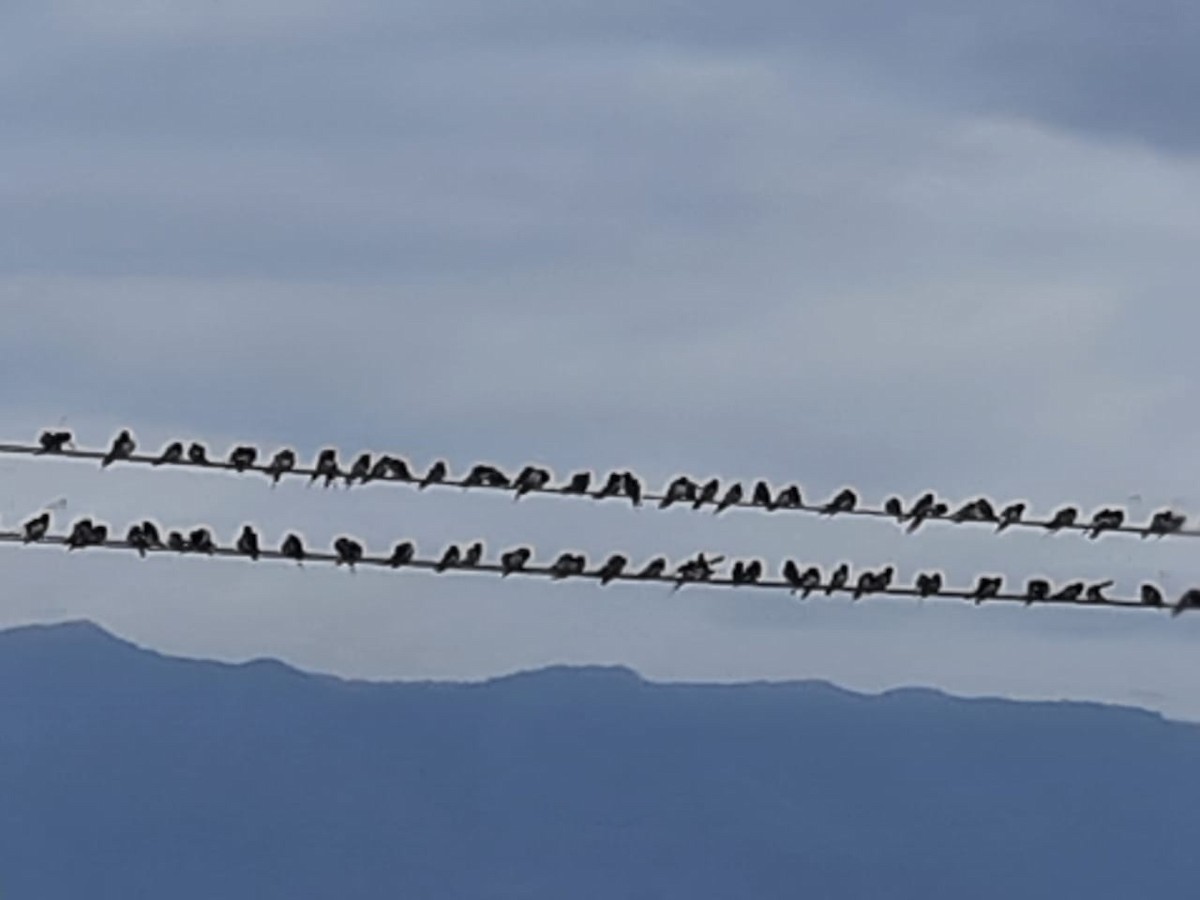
[229,446,258,473]
[66,518,97,550]
[388,541,416,568]
[826,563,850,595]
[37,430,72,454]
[781,560,810,596]
[237,525,260,560]
[563,472,592,494]
[731,560,763,586]
[904,493,941,533]
[312,449,340,487]
[952,498,997,523]
[694,478,720,510]
[1141,583,1164,607]
[997,502,1026,533]
[821,489,857,516]
[281,533,305,564]
[189,528,216,555]
[420,460,448,490]
[167,531,187,553]
[347,453,373,486]
[435,545,461,572]
[187,442,210,465]
[660,476,698,509]
[334,537,364,569]
[596,472,624,499]
[153,441,184,466]
[1024,578,1050,605]
[1144,509,1186,538]
[1085,580,1114,604]
[462,542,484,567]
[636,557,667,579]
[140,521,163,548]
[598,554,628,585]
[1050,581,1084,603]
[386,456,415,481]
[775,485,803,510]
[673,553,722,591]
[465,464,509,489]
[622,471,643,507]
[797,565,822,598]
[1044,506,1078,532]
[22,513,50,543]
[1172,588,1200,617]
[369,456,397,482]
[1087,508,1125,539]
[101,430,136,468]
[126,524,150,558]
[915,571,943,598]
[500,547,532,576]
[853,571,876,600]
[752,481,774,510]
[550,552,586,580]
[715,483,743,515]
[971,576,1003,604]
[514,466,551,499]
[884,496,904,520]
[266,449,296,484]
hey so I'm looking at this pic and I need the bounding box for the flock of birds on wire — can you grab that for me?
[9,511,1195,614]
[10,429,1194,541]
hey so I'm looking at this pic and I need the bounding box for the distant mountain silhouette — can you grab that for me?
[0,620,1195,899]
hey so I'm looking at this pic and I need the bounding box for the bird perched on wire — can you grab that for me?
[1172,588,1200,617]
[673,553,723,591]
[562,472,592,495]
[596,472,624,500]
[1141,583,1164,607]
[229,446,258,473]
[952,498,997,523]
[153,441,184,466]
[188,528,216,555]
[464,464,509,489]
[636,557,667,579]
[694,479,720,510]
[660,476,698,509]
[884,497,904,521]
[281,533,305,564]
[237,525,261,561]
[1085,580,1115,603]
[312,449,340,487]
[826,563,850,595]
[915,571,943,598]
[597,554,628,585]
[462,542,484,567]
[66,518,101,549]
[774,485,803,510]
[167,531,187,553]
[514,466,552,500]
[997,502,1026,533]
[714,483,743,515]
[1143,509,1186,538]
[500,546,532,576]
[821,489,857,516]
[420,460,448,490]
[1050,581,1084,602]
[751,481,774,510]
[549,552,587,580]
[971,576,1003,604]
[388,541,416,567]
[853,566,894,599]
[621,472,642,506]
[347,453,373,486]
[101,430,136,468]
[265,448,296,485]
[22,512,50,543]
[126,523,151,558]
[140,521,163,549]
[905,495,945,533]
[37,430,72,454]
[434,544,461,572]
[731,560,763,586]
[1044,506,1078,533]
[782,561,821,598]
[1087,508,1125,539]
[334,537,364,570]
[1024,578,1050,605]
[187,442,210,465]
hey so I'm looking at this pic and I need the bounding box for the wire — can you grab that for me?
[1,526,1184,613]
[4,437,1193,542]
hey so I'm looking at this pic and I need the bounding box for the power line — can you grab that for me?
[4,435,1193,542]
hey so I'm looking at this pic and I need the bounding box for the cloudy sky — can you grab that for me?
[3,0,1200,718]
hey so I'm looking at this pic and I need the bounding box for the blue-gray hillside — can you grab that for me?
[0,620,1194,899]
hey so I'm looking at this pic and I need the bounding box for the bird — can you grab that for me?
[549,552,586,580]
[514,466,552,500]
[1140,583,1164,607]
[420,460,448,490]
[229,446,258,473]
[462,542,484,567]
[126,523,150,558]
[915,571,943,598]
[1143,509,1186,539]
[89,523,109,545]
[826,563,850,595]
[464,464,509,489]
[659,476,698,509]
[153,441,185,466]
[101,430,136,468]
[461,464,489,488]
[237,525,261,560]
[369,456,397,482]
[188,528,216,555]
[636,557,667,579]
[187,442,210,465]
[774,485,802,510]
[387,541,416,567]
[971,576,1003,604]
[1044,506,1078,532]
[334,537,364,569]
[1085,580,1115,604]
[673,553,723,591]
[1050,581,1084,602]
[37,430,72,454]
[714,483,744,515]
[694,478,720,510]
[781,560,807,594]
[562,472,592,494]
[22,512,50,543]
[167,531,187,553]
[876,565,895,591]
[883,497,904,520]
[596,472,624,499]
[65,518,95,549]
[265,449,297,485]
[821,489,857,516]
[952,498,996,523]
[281,533,306,564]
[1024,578,1050,605]
[598,554,628,585]
[140,521,163,548]
[621,471,642,507]
[385,457,415,481]
[500,547,532,576]
[1172,588,1200,617]
[731,560,763,586]
[435,545,461,572]
[751,481,774,510]
[1087,508,1125,539]
[797,565,822,598]
[347,453,373,486]
[312,449,340,487]
[852,571,876,600]
[903,492,938,533]
[997,502,1026,533]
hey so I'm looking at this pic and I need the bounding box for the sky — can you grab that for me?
[3,0,1200,718]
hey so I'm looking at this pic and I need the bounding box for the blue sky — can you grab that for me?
[3,0,1200,717]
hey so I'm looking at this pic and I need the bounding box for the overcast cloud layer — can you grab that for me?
[3,1,1200,718]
